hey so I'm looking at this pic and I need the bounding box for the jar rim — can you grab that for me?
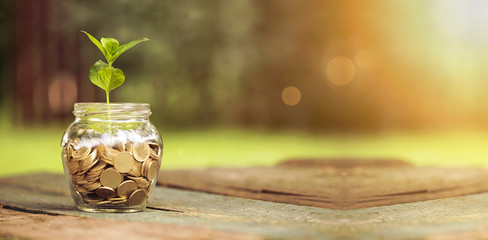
[73,102,151,118]
[74,102,150,108]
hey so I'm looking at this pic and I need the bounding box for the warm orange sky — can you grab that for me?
[317,0,488,128]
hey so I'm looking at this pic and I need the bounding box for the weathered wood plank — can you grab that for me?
[5,173,488,239]
[0,205,260,240]
[158,159,488,209]
[0,173,342,240]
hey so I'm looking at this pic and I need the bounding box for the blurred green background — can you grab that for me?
[2,0,488,176]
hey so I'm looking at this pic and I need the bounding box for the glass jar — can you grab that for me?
[61,103,163,212]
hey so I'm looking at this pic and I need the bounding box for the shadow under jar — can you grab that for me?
[61,103,163,212]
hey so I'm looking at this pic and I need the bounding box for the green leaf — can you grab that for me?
[89,60,109,89]
[112,37,149,62]
[91,65,125,93]
[97,67,113,91]
[101,38,119,63]
[108,68,125,91]
[81,31,106,57]
[101,38,119,54]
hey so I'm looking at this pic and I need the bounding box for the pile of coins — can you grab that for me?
[64,139,161,207]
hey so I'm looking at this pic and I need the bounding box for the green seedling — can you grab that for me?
[81,31,149,132]
[81,30,149,105]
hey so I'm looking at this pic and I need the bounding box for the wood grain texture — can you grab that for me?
[0,174,341,240]
[158,158,488,209]
[0,205,259,240]
[4,172,488,239]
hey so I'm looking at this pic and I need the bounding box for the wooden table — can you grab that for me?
[3,159,488,240]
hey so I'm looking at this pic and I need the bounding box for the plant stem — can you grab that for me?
[107,62,113,134]
[106,90,112,134]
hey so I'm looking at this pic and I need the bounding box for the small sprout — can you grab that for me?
[81,30,149,104]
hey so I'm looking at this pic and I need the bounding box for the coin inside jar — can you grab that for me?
[95,187,117,198]
[133,142,150,162]
[100,168,123,188]
[146,161,158,181]
[117,180,138,198]
[128,189,147,206]
[114,152,135,173]
[112,142,125,152]
[72,146,90,159]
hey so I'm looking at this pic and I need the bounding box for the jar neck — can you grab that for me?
[73,103,151,121]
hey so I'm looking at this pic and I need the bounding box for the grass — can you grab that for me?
[2,121,488,176]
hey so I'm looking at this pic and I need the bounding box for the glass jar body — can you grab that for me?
[61,103,162,212]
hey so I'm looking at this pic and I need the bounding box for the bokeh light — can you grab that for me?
[48,72,78,114]
[281,86,301,106]
[325,56,356,86]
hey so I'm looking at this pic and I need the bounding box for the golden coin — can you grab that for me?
[71,176,86,186]
[125,142,133,153]
[90,161,107,172]
[96,200,112,205]
[117,180,138,198]
[72,146,90,159]
[149,148,158,159]
[138,182,150,189]
[87,161,104,173]
[108,197,126,201]
[84,198,102,204]
[78,151,99,174]
[105,148,120,158]
[146,161,159,181]
[128,189,147,206]
[101,148,118,165]
[70,173,84,183]
[67,160,79,175]
[95,144,106,158]
[114,152,135,173]
[85,169,100,182]
[133,142,150,162]
[100,158,112,166]
[85,148,98,161]
[85,155,99,170]
[85,181,102,191]
[85,193,104,201]
[148,143,162,165]
[74,191,83,201]
[147,180,155,193]
[100,168,123,188]
[66,144,74,160]
[76,179,88,186]
[128,161,142,177]
[95,186,117,198]
[113,142,125,152]
[127,176,150,189]
[111,200,128,205]
[141,159,149,176]
[74,185,91,194]
[126,176,142,181]
[107,197,127,204]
